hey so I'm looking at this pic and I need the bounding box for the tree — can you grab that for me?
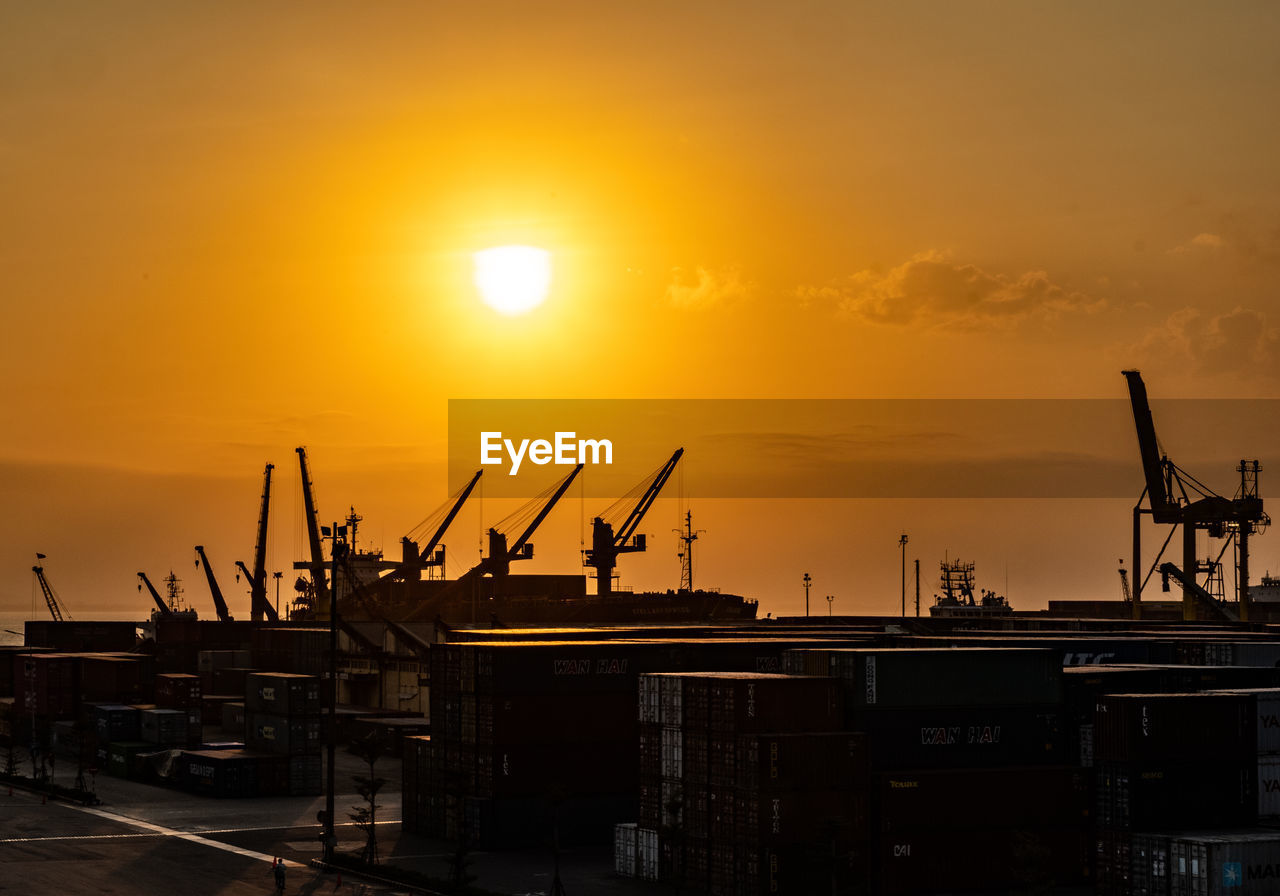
[346,732,387,865]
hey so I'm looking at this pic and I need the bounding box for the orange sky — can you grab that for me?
[4,4,1280,617]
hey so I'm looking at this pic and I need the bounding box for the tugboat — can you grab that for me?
[928,557,1012,617]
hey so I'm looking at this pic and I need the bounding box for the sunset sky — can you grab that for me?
[4,3,1280,619]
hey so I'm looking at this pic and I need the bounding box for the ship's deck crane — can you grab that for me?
[32,557,70,622]
[296,447,330,612]
[471,463,584,580]
[361,469,485,603]
[236,462,277,623]
[404,464,583,621]
[1123,370,1269,621]
[194,545,233,622]
[138,571,170,617]
[585,449,683,597]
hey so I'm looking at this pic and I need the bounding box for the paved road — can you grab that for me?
[2,758,656,896]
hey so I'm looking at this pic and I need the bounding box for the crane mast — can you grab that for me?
[296,447,330,609]
[246,462,275,622]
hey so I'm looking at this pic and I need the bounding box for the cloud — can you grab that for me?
[665,266,749,309]
[1168,232,1226,255]
[799,250,1104,328]
[1141,305,1280,377]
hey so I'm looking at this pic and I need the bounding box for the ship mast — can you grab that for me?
[675,510,704,593]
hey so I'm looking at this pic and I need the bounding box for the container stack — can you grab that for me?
[630,671,858,895]
[155,673,202,746]
[1095,692,1257,895]
[243,671,322,795]
[402,734,431,833]
[782,647,1086,894]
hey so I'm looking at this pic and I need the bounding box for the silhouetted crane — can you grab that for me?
[138,571,170,617]
[584,449,682,597]
[194,545,233,622]
[1123,370,1269,620]
[32,556,70,622]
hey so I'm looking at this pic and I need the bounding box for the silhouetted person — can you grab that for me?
[271,858,285,893]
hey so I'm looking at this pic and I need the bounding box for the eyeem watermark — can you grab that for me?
[481,431,613,476]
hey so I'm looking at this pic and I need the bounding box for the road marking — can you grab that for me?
[55,802,309,868]
[0,832,162,844]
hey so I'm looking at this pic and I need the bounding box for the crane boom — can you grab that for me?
[1122,370,1179,522]
[586,449,683,596]
[420,469,484,562]
[237,560,280,622]
[32,563,68,622]
[246,462,274,622]
[138,572,170,617]
[195,545,233,622]
[296,447,330,608]
[360,470,485,604]
[508,463,583,559]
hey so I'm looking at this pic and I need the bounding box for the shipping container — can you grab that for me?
[784,647,1063,709]
[876,766,1089,833]
[245,713,321,755]
[79,655,146,703]
[220,701,245,734]
[856,703,1065,770]
[213,667,257,695]
[735,788,869,846]
[245,672,321,716]
[179,749,259,798]
[13,653,78,719]
[637,826,659,881]
[83,703,140,743]
[1169,830,1280,896]
[737,732,868,792]
[642,672,844,734]
[1131,832,1171,896]
[614,822,638,877]
[156,673,202,708]
[139,708,188,746]
[1096,761,1256,830]
[1096,693,1254,764]
[877,828,1089,894]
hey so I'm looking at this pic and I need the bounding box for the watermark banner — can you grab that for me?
[447,398,1280,499]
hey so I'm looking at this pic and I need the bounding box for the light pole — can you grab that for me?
[826,594,834,616]
[803,572,812,617]
[898,534,909,617]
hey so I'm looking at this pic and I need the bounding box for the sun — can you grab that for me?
[473,245,552,315]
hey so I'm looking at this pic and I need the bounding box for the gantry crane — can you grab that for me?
[194,545,233,622]
[32,556,70,621]
[584,449,683,597]
[1123,370,1269,621]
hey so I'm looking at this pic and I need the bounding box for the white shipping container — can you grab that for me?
[1259,756,1280,819]
[638,676,660,724]
[614,822,638,877]
[637,827,660,882]
[661,726,683,781]
[659,676,683,727]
